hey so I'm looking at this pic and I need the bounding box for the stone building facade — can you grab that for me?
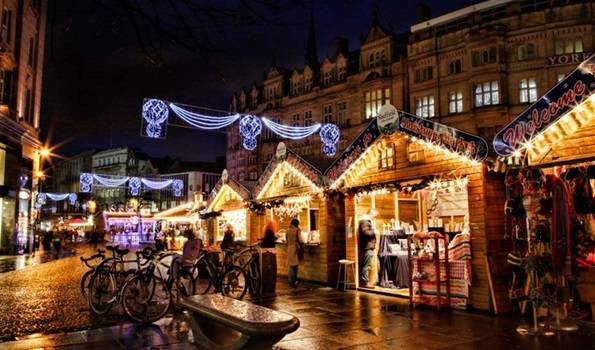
[0,0,47,254]
[228,0,594,181]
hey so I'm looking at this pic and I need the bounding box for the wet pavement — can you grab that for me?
[0,246,78,274]
[0,243,593,349]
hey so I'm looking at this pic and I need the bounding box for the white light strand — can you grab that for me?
[46,193,70,201]
[141,178,173,190]
[169,103,240,130]
[262,117,321,139]
[93,175,130,187]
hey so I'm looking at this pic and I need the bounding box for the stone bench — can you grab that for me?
[181,294,300,349]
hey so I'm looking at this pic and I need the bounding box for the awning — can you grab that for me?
[493,54,595,157]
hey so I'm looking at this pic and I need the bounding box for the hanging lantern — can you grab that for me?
[239,115,262,151]
[319,123,340,156]
[129,177,141,196]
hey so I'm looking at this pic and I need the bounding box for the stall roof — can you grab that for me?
[254,148,325,199]
[206,176,252,211]
[154,203,194,219]
[493,53,595,164]
[325,108,488,188]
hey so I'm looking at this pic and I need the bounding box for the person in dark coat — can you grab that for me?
[220,224,235,251]
[358,217,377,288]
[261,221,278,248]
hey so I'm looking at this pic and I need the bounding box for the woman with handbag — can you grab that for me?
[286,218,303,287]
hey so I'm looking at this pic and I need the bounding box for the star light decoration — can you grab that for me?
[319,123,340,156]
[142,99,169,138]
[129,177,141,196]
[239,115,262,150]
[80,173,93,193]
[173,179,184,197]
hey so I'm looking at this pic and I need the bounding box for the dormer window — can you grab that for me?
[337,65,346,81]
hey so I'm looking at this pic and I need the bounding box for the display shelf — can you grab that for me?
[408,232,451,310]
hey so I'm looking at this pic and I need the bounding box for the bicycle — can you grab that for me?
[80,248,107,297]
[155,252,197,310]
[233,244,262,296]
[191,249,248,300]
[120,247,171,323]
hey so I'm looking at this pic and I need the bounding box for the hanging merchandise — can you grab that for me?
[93,174,130,187]
[173,179,184,197]
[319,123,340,156]
[169,103,240,130]
[142,99,170,138]
[261,117,321,139]
[141,178,173,190]
[239,115,262,150]
[129,177,141,196]
[80,173,93,193]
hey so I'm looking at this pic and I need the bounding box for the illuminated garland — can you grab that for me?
[261,117,321,140]
[247,199,284,214]
[37,192,78,205]
[141,178,173,190]
[169,103,240,130]
[94,175,130,187]
[79,173,183,196]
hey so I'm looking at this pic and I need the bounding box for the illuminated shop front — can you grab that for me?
[206,173,251,245]
[250,144,345,284]
[102,210,155,245]
[326,106,506,310]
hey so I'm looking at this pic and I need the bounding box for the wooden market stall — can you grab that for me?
[326,105,507,311]
[493,54,595,322]
[250,144,345,284]
[154,202,201,248]
[101,209,156,245]
[206,171,252,245]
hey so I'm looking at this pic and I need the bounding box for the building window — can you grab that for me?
[448,91,463,114]
[471,47,498,66]
[519,78,537,103]
[448,59,462,75]
[379,143,395,170]
[239,172,245,181]
[0,70,12,105]
[414,66,433,83]
[323,70,334,86]
[557,73,566,82]
[291,81,301,95]
[304,77,312,92]
[517,43,536,61]
[291,113,301,127]
[415,96,435,118]
[1,8,10,44]
[24,88,33,124]
[323,105,332,124]
[304,111,312,126]
[28,37,35,67]
[249,171,258,180]
[555,38,583,55]
[474,81,499,107]
[337,66,346,81]
[365,88,390,119]
[336,101,347,126]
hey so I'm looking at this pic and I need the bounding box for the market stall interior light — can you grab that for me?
[256,161,322,199]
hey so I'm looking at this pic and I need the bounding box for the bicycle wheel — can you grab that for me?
[191,258,213,295]
[172,268,195,310]
[88,268,116,315]
[247,260,261,296]
[122,273,171,323]
[80,269,94,297]
[220,266,247,300]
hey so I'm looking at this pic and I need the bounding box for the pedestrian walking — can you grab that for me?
[52,231,62,257]
[286,218,303,287]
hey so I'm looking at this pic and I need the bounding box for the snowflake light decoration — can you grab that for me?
[68,193,77,205]
[239,115,262,151]
[319,123,340,156]
[80,173,93,193]
[142,99,169,138]
[173,179,184,197]
[129,177,141,196]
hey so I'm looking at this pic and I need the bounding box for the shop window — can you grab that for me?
[448,59,462,75]
[283,173,299,187]
[414,66,433,83]
[448,91,463,114]
[323,105,332,124]
[474,81,499,107]
[309,209,319,231]
[336,101,347,126]
[407,142,425,164]
[415,95,435,118]
[291,113,301,127]
[555,38,583,55]
[517,44,536,61]
[378,143,395,170]
[365,88,390,119]
[519,78,537,103]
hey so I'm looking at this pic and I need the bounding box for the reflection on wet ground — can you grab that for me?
[0,246,78,273]
[0,244,593,349]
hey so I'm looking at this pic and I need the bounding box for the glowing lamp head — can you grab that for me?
[40,148,50,158]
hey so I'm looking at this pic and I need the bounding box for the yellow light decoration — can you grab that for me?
[257,162,322,200]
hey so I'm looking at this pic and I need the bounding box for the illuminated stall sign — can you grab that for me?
[397,111,488,161]
[494,54,595,156]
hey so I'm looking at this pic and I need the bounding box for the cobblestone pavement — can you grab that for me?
[0,244,593,349]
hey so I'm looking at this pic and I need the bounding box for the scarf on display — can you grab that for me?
[546,175,574,275]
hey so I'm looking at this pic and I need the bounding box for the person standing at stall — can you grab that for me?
[261,220,278,248]
[358,217,377,288]
[286,219,303,287]
[220,224,235,251]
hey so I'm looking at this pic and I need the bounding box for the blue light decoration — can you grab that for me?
[239,115,262,150]
[173,179,184,197]
[169,103,240,130]
[319,123,340,156]
[34,202,42,209]
[68,193,77,205]
[93,174,130,187]
[129,177,141,196]
[47,193,70,201]
[19,175,28,188]
[142,99,170,138]
[262,117,321,139]
[37,192,47,204]
[80,173,93,193]
[141,178,173,190]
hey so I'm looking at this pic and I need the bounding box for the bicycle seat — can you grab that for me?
[106,245,118,252]
[116,248,130,256]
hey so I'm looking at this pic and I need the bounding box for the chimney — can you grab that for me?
[333,37,348,58]
[415,3,432,23]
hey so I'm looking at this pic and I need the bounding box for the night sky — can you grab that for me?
[41,0,481,162]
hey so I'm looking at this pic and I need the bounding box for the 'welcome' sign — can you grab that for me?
[493,54,595,156]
